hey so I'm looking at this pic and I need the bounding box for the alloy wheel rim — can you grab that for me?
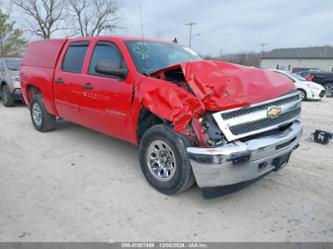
[299,91,305,100]
[32,103,42,126]
[326,84,333,97]
[146,139,177,182]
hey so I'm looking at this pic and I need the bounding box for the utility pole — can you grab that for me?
[259,43,267,59]
[219,49,223,58]
[259,43,267,67]
[139,5,144,40]
[186,22,196,48]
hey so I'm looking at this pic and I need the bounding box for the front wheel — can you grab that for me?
[139,125,195,195]
[324,83,333,97]
[297,89,307,101]
[30,95,56,132]
[1,85,15,107]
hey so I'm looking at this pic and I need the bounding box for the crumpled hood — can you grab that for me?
[154,60,295,111]
[143,60,295,133]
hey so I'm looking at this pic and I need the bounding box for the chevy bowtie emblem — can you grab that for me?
[267,106,282,119]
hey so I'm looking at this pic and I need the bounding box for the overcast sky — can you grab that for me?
[3,0,333,56]
[118,0,333,56]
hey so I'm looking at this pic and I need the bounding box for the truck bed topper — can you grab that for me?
[22,39,67,68]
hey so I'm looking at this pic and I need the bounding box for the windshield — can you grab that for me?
[285,71,307,81]
[6,59,22,71]
[125,40,202,74]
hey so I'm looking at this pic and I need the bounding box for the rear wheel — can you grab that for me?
[1,85,15,107]
[297,89,306,101]
[139,125,195,195]
[324,83,333,97]
[30,95,56,132]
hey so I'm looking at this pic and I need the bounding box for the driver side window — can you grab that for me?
[89,42,125,76]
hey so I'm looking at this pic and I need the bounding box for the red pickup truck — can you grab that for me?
[20,36,303,197]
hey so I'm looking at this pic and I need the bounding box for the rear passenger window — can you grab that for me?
[89,42,124,75]
[62,42,89,73]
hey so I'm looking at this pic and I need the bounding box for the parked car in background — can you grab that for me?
[298,70,321,78]
[0,58,22,107]
[298,71,333,97]
[273,70,325,101]
[292,67,321,74]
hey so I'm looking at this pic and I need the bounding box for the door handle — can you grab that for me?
[55,78,64,83]
[83,83,94,89]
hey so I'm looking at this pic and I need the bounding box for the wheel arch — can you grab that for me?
[1,81,7,89]
[322,82,333,97]
[322,81,333,87]
[136,107,167,144]
[322,79,333,84]
[296,88,307,99]
[25,84,42,105]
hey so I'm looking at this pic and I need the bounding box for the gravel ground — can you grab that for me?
[0,98,332,242]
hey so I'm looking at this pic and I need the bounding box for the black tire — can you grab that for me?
[297,89,307,101]
[30,95,56,132]
[1,84,15,107]
[324,83,333,97]
[139,124,195,195]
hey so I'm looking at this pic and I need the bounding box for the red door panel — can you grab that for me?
[77,41,133,140]
[53,41,89,123]
[78,75,132,139]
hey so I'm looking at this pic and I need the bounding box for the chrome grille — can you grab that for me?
[212,91,301,141]
[221,95,300,120]
[229,108,301,135]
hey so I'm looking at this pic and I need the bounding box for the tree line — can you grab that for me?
[204,52,261,67]
[0,0,120,57]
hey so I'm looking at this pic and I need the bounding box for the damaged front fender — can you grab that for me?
[139,77,205,132]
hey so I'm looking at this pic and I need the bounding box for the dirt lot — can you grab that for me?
[0,98,332,242]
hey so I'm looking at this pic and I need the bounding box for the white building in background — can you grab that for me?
[261,46,333,72]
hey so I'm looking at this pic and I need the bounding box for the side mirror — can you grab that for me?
[95,62,128,79]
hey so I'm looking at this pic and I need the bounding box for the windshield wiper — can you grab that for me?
[142,69,157,76]
[142,71,151,76]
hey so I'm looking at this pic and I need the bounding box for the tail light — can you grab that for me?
[306,75,314,81]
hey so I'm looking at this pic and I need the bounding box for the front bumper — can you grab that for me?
[187,121,303,189]
[319,90,326,98]
[307,89,325,100]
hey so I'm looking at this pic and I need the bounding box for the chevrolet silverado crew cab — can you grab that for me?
[0,58,22,107]
[20,36,303,198]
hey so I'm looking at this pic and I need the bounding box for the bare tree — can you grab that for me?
[68,0,120,37]
[12,0,64,39]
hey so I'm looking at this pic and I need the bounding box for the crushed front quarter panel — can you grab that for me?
[137,77,205,132]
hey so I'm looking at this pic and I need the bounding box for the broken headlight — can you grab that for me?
[200,113,226,146]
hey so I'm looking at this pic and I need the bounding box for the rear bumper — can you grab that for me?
[187,121,303,189]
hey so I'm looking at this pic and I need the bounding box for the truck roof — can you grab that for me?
[86,35,167,42]
[65,35,171,43]
[22,36,171,69]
